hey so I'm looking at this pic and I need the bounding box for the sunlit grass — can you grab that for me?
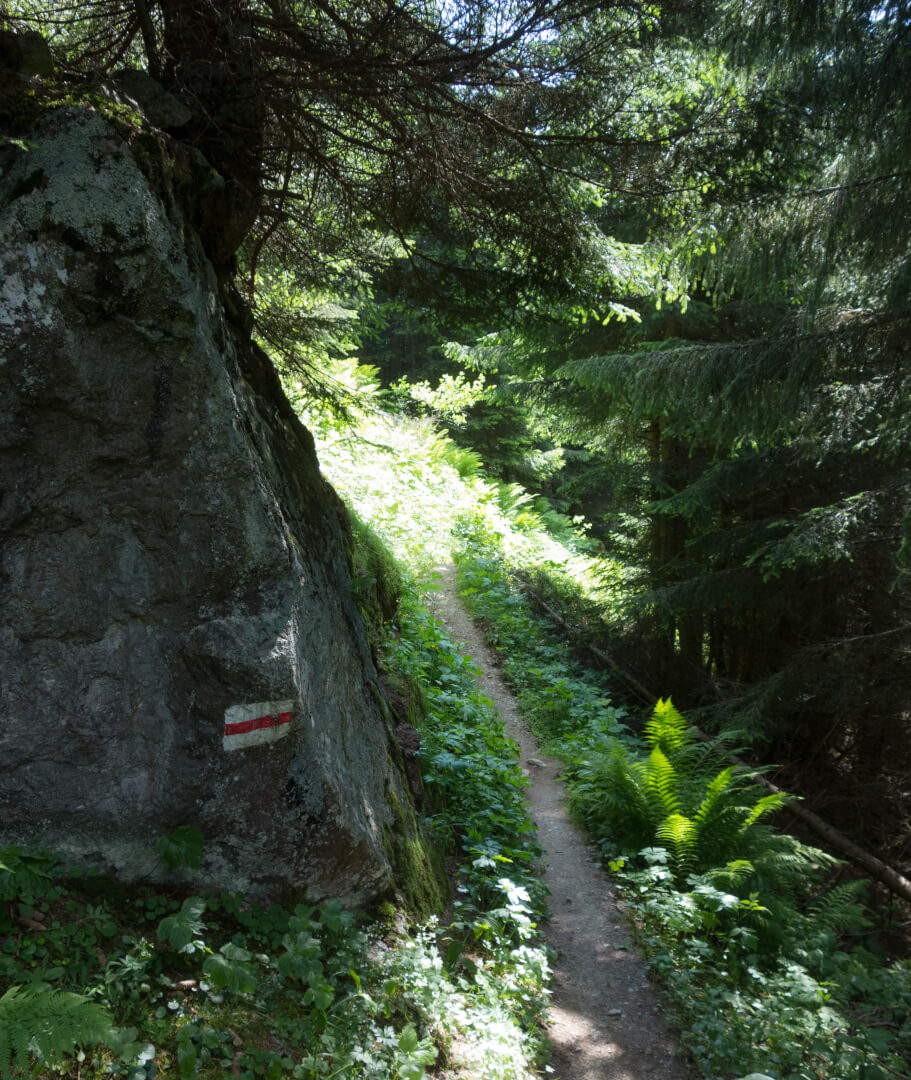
[289,361,605,594]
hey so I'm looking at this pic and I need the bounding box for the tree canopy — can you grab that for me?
[3,2,758,308]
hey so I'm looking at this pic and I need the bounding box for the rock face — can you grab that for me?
[0,103,405,904]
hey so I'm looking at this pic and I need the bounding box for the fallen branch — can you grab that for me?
[520,582,911,906]
[518,584,657,707]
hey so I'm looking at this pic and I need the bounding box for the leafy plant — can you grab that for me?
[0,983,113,1078]
[392,1023,437,1079]
[0,847,53,902]
[154,827,204,870]
[569,698,791,885]
[202,942,258,995]
[157,896,207,953]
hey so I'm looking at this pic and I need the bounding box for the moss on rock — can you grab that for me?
[383,782,447,918]
[346,509,404,638]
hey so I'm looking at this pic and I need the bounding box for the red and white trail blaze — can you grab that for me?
[222,699,296,751]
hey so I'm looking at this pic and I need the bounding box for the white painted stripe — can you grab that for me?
[222,698,296,752]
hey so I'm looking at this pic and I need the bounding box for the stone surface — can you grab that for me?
[103,68,193,130]
[0,29,54,78]
[0,104,406,905]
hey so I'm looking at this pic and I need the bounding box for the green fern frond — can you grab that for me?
[808,880,870,934]
[0,984,113,1078]
[693,767,737,825]
[746,833,840,904]
[600,745,652,817]
[656,813,696,847]
[696,728,748,761]
[696,806,756,869]
[656,813,698,880]
[739,791,789,831]
[644,698,689,756]
[751,833,836,871]
[703,858,755,889]
[645,746,681,819]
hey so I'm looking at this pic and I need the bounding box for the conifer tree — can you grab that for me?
[548,0,911,857]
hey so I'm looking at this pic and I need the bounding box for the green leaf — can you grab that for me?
[398,1024,419,1054]
[177,1038,198,1078]
[155,827,204,870]
[0,984,113,1077]
[202,949,257,994]
[157,897,207,953]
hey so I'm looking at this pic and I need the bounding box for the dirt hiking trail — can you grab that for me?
[428,565,693,1080]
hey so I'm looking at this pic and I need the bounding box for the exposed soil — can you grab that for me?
[428,565,694,1080]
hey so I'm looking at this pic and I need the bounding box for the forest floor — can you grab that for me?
[428,564,694,1080]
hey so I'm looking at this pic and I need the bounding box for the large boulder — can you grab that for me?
[0,103,407,905]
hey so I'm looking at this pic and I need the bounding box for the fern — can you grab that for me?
[739,791,790,833]
[645,746,682,820]
[693,767,737,826]
[597,744,651,819]
[570,699,863,935]
[656,813,698,879]
[748,832,837,882]
[644,698,689,756]
[0,984,113,1078]
[576,699,811,891]
[572,697,886,981]
[494,481,535,521]
[807,879,870,934]
[703,859,756,890]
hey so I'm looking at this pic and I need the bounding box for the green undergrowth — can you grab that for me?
[0,576,549,1079]
[1,390,555,1078]
[291,359,600,585]
[381,588,550,1069]
[0,850,534,1080]
[452,516,911,1080]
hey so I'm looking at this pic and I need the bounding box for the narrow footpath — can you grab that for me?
[429,566,693,1080]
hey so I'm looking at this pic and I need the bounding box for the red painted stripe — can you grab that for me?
[224,711,293,736]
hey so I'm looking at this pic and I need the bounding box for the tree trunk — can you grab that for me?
[158,0,265,270]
